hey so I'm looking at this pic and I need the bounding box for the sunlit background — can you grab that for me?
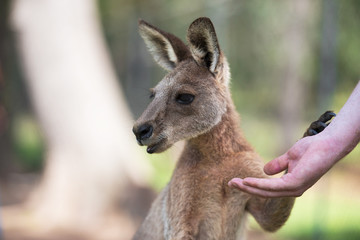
[0,0,359,239]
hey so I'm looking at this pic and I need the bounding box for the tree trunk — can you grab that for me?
[318,0,338,110]
[0,0,13,182]
[278,0,316,150]
[11,0,152,233]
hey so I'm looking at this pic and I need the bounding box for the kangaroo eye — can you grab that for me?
[176,93,195,105]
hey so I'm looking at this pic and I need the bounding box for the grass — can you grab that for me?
[275,175,360,240]
[245,167,360,240]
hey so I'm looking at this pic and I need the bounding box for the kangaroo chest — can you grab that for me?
[165,156,250,239]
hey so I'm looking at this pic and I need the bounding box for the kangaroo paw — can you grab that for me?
[303,111,336,137]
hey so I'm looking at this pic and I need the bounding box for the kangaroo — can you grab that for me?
[132,17,333,240]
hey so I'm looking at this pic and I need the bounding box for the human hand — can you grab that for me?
[228,134,340,198]
[229,82,360,198]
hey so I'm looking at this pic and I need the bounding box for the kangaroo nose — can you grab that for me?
[133,124,153,144]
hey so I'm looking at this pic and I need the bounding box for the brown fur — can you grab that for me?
[132,17,294,240]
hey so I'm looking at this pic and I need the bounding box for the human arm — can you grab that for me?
[228,81,360,198]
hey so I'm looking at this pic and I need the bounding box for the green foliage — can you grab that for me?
[12,114,44,171]
[147,150,175,191]
[338,0,360,90]
[277,184,360,240]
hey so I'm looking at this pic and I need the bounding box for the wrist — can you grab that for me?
[319,120,359,163]
[320,81,360,161]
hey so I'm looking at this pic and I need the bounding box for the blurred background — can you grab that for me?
[0,0,359,239]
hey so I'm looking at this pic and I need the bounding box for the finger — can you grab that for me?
[242,177,288,191]
[264,153,289,175]
[229,178,301,198]
[242,174,301,192]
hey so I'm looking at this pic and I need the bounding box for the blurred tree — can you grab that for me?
[11,0,152,236]
[337,0,360,91]
[0,0,14,181]
[0,0,11,180]
[277,0,317,150]
[317,0,338,111]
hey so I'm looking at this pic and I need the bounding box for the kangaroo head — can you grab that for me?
[133,17,231,153]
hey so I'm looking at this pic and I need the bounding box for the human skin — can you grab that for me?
[229,81,360,198]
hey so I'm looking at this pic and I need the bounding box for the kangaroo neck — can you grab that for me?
[186,101,253,160]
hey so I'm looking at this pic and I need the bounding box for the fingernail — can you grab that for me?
[228,181,236,188]
[242,178,250,186]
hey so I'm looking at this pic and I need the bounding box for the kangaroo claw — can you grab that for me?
[303,111,336,137]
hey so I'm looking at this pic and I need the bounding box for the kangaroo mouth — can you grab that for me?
[146,138,168,154]
[146,144,158,154]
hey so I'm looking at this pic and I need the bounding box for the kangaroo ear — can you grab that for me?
[139,20,191,71]
[187,17,220,73]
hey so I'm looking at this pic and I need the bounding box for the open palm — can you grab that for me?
[229,135,339,197]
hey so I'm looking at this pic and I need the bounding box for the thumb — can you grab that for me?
[264,153,289,175]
